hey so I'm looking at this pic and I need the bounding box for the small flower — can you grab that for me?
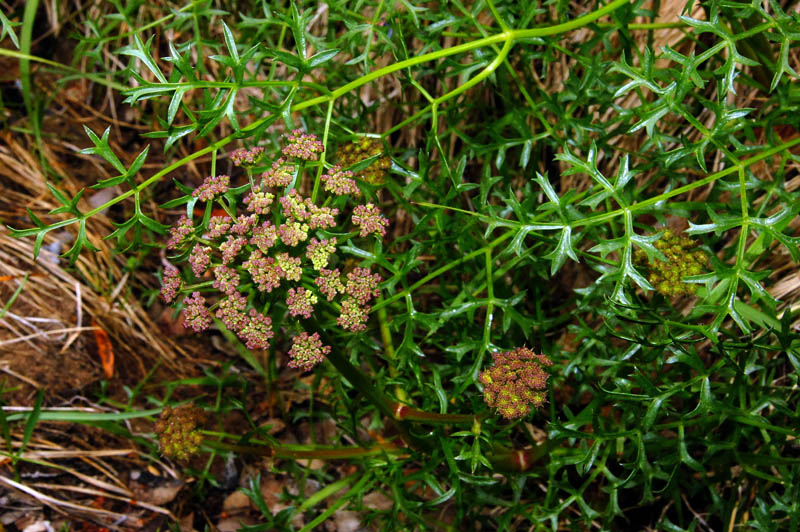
[182,292,211,332]
[336,297,369,332]
[275,252,302,281]
[305,238,336,270]
[220,236,247,265]
[282,129,324,161]
[338,138,391,185]
[215,292,249,331]
[315,268,344,300]
[167,215,194,250]
[307,204,338,230]
[344,267,381,305]
[244,191,274,215]
[250,221,278,253]
[212,265,240,295]
[154,405,206,461]
[321,165,360,196]
[193,175,230,201]
[204,215,231,240]
[261,159,295,188]
[288,331,331,371]
[160,263,182,303]
[286,287,318,318]
[279,190,313,221]
[230,146,265,167]
[243,250,283,293]
[634,230,709,297]
[238,309,274,350]
[479,347,553,420]
[231,214,258,235]
[189,244,212,277]
[277,221,309,247]
[352,203,388,238]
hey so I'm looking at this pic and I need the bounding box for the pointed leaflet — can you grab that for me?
[119,34,167,83]
[80,126,126,174]
[544,226,579,275]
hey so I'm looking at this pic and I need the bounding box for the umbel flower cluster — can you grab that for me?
[160,130,388,371]
[634,230,709,297]
[154,405,206,460]
[337,138,391,185]
[479,347,553,420]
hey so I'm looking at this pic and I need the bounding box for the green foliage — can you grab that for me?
[5,0,800,529]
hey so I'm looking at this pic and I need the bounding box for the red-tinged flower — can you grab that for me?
[352,203,388,238]
[167,214,194,250]
[315,268,344,300]
[189,244,212,277]
[204,215,231,240]
[345,267,381,305]
[243,190,274,215]
[215,292,248,331]
[220,236,247,265]
[182,292,211,332]
[231,214,258,235]
[282,129,324,161]
[230,146,265,167]
[336,297,369,332]
[306,238,336,270]
[250,221,278,253]
[288,331,331,371]
[212,265,240,296]
[237,309,274,350]
[160,263,182,303]
[277,221,309,247]
[307,204,338,229]
[286,287,317,318]
[321,164,360,196]
[193,174,230,201]
[275,252,302,281]
[261,159,295,188]
[279,190,313,221]
[479,347,553,420]
[243,250,282,293]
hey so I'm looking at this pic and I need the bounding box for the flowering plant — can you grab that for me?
[479,347,552,420]
[159,131,388,371]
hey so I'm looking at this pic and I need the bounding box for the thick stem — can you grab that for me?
[203,438,402,460]
[390,401,478,424]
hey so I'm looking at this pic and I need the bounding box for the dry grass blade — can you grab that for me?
[0,473,145,526]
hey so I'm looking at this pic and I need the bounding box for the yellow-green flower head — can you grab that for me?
[634,230,710,297]
[338,138,391,185]
[154,405,206,461]
[479,347,553,420]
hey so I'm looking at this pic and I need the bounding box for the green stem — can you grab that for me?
[203,438,401,460]
[390,401,477,424]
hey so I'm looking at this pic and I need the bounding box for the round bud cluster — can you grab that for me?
[192,174,230,201]
[479,347,553,420]
[634,230,709,297]
[288,332,331,371]
[337,138,391,185]
[282,129,324,160]
[321,165,360,196]
[160,263,182,303]
[154,405,207,461]
[230,146,265,167]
